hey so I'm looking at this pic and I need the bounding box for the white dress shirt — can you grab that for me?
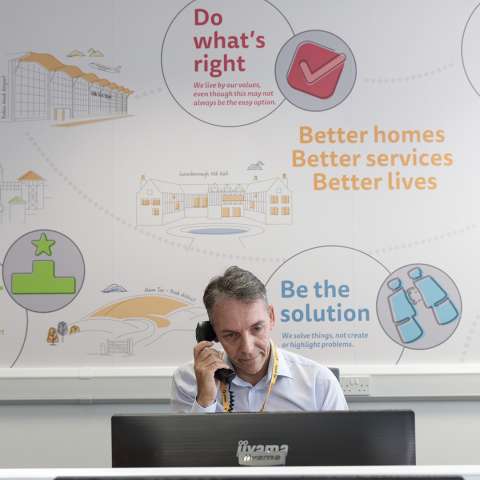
[171,347,348,413]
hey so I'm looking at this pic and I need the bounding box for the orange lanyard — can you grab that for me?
[221,381,230,412]
[221,341,279,413]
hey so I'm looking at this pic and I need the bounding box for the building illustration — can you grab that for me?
[0,164,47,223]
[0,52,132,123]
[136,175,292,226]
[7,196,27,223]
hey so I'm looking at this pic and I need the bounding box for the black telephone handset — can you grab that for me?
[195,321,236,384]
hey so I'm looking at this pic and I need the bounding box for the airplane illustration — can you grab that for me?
[89,62,121,73]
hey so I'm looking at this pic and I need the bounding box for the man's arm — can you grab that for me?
[170,342,231,413]
[170,363,220,413]
[193,341,227,408]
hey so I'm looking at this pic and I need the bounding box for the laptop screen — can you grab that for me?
[111,410,415,467]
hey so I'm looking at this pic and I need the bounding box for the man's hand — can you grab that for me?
[194,341,230,408]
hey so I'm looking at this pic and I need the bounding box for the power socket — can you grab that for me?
[340,375,370,396]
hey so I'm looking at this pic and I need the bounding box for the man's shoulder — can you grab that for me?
[173,360,196,383]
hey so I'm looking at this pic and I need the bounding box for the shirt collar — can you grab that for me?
[268,342,294,380]
[226,342,294,386]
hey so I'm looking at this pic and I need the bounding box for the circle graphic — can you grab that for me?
[0,290,28,367]
[275,30,356,111]
[266,245,400,364]
[462,3,480,97]
[161,0,294,127]
[376,264,461,350]
[2,230,85,313]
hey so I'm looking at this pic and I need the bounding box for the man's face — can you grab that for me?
[212,297,275,381]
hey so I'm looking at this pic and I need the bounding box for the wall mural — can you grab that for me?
[0,0,478,369]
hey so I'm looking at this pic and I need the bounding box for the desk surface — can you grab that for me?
[1,466,480,479]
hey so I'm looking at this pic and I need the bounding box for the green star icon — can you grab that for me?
[32,232,56,256]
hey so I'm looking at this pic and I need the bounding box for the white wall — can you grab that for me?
[0,399,479,468]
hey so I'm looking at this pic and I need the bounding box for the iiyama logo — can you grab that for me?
[236,439,289,456]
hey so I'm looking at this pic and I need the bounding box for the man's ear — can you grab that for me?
[268,304,276,330]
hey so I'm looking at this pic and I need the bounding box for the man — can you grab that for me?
[171,266,348,412]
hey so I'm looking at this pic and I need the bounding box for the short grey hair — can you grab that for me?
[203,266,269,322]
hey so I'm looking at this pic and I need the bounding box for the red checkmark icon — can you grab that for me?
[299,53,346,84]
[287,42,346,99]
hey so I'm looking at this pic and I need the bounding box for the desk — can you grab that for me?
[0,466,479,480]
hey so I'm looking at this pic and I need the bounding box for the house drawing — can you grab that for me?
[0,163,47,223]
[136,175,292,226]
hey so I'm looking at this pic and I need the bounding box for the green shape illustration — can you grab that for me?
[31,232,56,256]
[11,260,76,294]
[3,229,85,312]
